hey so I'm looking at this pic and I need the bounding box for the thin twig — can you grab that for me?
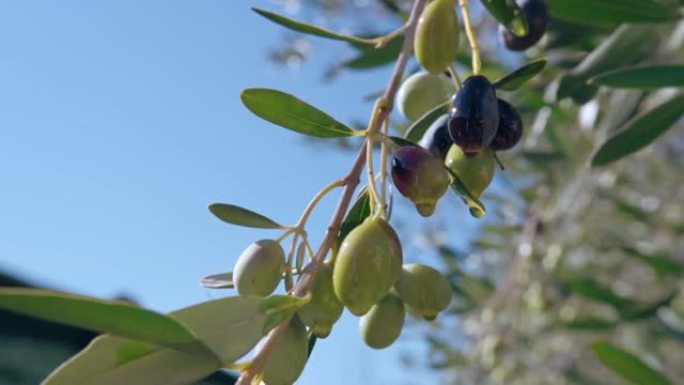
[235,1,428,383]
[459,0,481,75]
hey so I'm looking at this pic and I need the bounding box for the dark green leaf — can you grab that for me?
[343,36,404,69]
[388,136,420,148]
[591,341,673,385]
[549,0,680,26]
[563,318,616,331]
[251,8,372,45]
[403,101,450,143]
[623,247,684,277]
[200,272,234,289]
[241,88,355,138]
[480,0,528,36]
[446,168,487,218]
[208,203,283,229]
[568,279,633,309]
[592,94,684,166]
[45,295,306,385]
[589,65,684,88]
[493,59,547,91]
[338,189,371,243]
[0,288,212,358]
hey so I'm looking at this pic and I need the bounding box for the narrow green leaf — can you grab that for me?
[251,8,372,45]
[588,65,684,89]
[403,101,450,143]
[388,136,420,148]
[591,341,673,385]
[342,36,404,69]
[241,88,355,138]
[480,0,528,36]
[446,168,487,218]
[563,318,616,331]
[549,0,681,26]
[338,189,372,243]
[0,288,209,357]
[592,94,684,166]
[200,272,234,289]
[493,59,547,91]
[44,295,306,385]
[623,247,684,277]
[208,203,282,229]
[568,279,633,309]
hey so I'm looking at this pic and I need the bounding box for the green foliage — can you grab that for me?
[208,203,283,229]
[492,59,547,91]
[591,342,673,385]
[548,0,681,26]
[480,0,528,36]
[589,65,684,88]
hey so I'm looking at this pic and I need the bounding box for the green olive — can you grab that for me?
[394,263,451,321]
[333,216,403,316]
[396,71,454,122]
[445,145,495,199]
[415,0,459,74]
[261,317,309,385]
[296,263,343,338]
[233,239,285,297]
[359,293,405,349]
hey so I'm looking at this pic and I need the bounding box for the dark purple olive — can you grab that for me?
[490,99,523,151]
[418,115,452,160]
[391,146,450,217]
[500,0,548,51]
[447,75,499,158]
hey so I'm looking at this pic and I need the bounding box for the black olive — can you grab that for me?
[419,115,453,160]
[500,0,548,51]
[490,99,523,151]
[447,75,499,157]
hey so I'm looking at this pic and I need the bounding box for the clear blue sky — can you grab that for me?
[0,1,482,383]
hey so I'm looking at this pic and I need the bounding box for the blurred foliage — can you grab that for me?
[267,0,684,384]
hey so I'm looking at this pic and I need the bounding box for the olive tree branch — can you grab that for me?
[235,1,427,383]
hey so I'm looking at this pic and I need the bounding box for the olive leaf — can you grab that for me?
[622,247,684,277]
[592,94,684,167]
[343,36,404,70]
[480,0,528,36]
[549,0,680,26]
[591,341,673,385]
[445,168,486,218]
[403,101,450,143]
[251,8,373,45]
[241,88,355,138]
[0,288,215,360]
[567,278,635,310]
[200,272,234,289]
[44,295,306,385]
[338,189,372,244]
[492,59,547,91]
[562,318,616,331]
[208,203,283,229]
[588,65,684,89]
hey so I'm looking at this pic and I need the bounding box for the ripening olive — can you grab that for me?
[333,216,403,316]
[359,293,405,349]
[391,146,450,217]
[296,263,343,338]
[396,71,454,122]
[448,75,499,157]
[490,99,523,151]
[419,114,453,160]
[394,264,451,321]
[445,145,495,199]
[500,0,548,51]
[415,0,459,74]
[233,239,285,297]
[261,317,309,385]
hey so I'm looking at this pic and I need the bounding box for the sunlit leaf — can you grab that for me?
[0,288,212,358]
[403,101,450,143]
[549,0,680,26]
[44,295,306,385]
[591,341,672,385]
[251,8,373,45]
[592,94,684,166]
[493,59,547,91]
[480,0,528,36]
[208,203,283,229]
[241,88,355,138]
[200,272,234,289]
[589,65,684,89]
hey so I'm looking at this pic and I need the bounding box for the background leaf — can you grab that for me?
[588,65,684,88]
[241,88,355,138]
[403,101,450,143]
[493,59,547,91]
[480,0,528,36]
[251,8,372,45]
[548,0,680,26]
[343,36,404,70]
[208,203,283,229]
[592,94,684,166]
[591,341,672,385]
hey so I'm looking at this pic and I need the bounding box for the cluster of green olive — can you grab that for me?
[231,217,452,384]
